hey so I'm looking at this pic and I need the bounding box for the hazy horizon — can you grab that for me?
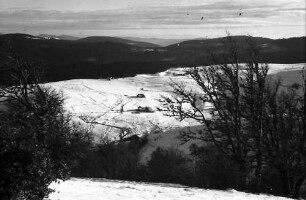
[0,0,305,39]
[2,32,305,41]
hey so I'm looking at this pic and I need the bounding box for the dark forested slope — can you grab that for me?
[0,34,305,83]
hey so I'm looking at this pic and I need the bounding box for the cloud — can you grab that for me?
[0,0,304,38]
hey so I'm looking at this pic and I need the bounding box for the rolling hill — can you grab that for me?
[166,36,306,65]
[76,36,161,48]
[122,36,188,46]
[0,34,305,83]
[38,34,80,40]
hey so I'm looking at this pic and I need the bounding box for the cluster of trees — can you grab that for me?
[71,135,148,180]
[159,35,306,198]
[0,47,93,199]
[71,141,192,186]
[71,141,253,192]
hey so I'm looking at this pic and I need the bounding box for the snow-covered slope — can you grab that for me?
[47,178,290,200]
[45,63,305,162]
[44,69,201,139]
[267,63,305,74]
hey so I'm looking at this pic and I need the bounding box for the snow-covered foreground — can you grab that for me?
[47,178,290,200]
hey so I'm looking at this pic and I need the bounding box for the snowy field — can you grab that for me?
[45,63,306,138]
[45,63,305,162]
[47,178,290,200]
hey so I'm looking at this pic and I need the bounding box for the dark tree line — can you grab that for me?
[158,35,306,198]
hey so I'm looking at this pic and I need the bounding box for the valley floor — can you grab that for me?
[47,178,290,200]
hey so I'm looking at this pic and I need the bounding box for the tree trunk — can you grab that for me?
[254,151,262,192]
[292,175,305,199]
[279,169,291,197]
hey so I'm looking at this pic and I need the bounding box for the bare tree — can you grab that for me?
[159,35,265,171]
[240,37,268,189]
[158,35,306,197]
[261,68,306,198]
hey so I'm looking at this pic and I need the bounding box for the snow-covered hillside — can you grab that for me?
[45,63,305,162]
[44,68,204,161]
[47,178,290,200]
[45,71,200,139]
[46,64,305,135]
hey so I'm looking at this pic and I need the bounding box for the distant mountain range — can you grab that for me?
[38,34,80,41]
[76,36,160,48]
[122,37,189,47]
[0,33,305,83]
[36,34,187,46]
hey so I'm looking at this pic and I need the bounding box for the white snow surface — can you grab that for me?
[267,63,305,74]
[44,67,204,162]
[45,77,200,135]
[44,63,305,163]
[47,178,290,200]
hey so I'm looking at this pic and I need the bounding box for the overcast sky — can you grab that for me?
[0,0,305,39]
